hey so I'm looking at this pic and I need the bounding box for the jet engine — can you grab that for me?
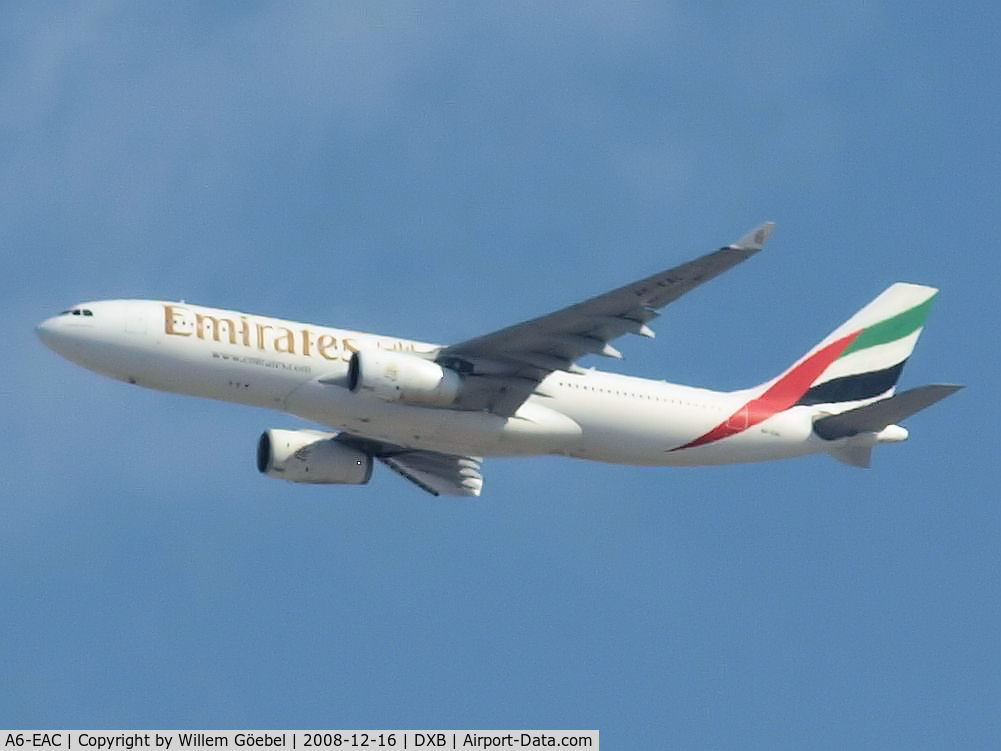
[257,429,372,484]
[347,349,461,407]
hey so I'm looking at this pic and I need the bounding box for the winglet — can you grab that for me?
[732,221,776,251]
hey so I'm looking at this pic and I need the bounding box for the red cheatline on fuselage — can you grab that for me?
[672,330,863,451]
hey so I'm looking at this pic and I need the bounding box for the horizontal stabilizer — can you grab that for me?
[813,384,963,440]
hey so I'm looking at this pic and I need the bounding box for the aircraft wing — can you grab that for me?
[380,452,483,497]
[439,222,775,415]
[335,433,483,497]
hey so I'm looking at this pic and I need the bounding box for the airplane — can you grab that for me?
[36,222,961,497]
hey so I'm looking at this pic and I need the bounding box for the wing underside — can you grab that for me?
[335,433,483,497]
[328,224,774,493]
[439,223,774,415]
[381,452,483,497]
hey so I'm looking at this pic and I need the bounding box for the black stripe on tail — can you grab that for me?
[796,361,906,406]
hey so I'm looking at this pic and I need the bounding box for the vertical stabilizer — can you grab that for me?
[761,283,939,410]
[674,283,942,452]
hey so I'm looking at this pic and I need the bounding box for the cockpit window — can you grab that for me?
[83,309,93,316]
[59,308,94,317]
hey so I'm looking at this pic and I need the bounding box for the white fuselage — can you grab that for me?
[36,299,830,466]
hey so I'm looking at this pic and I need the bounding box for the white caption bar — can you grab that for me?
[1,732,598,751]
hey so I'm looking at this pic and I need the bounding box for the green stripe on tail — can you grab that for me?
[841,293,936,356]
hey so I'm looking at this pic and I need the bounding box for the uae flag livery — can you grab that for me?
[676,284,937,450]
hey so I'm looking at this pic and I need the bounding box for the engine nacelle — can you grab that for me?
[256,429,372,484]
[347,349,461,406]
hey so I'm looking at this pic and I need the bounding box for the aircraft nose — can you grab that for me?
[35,313,85,354]
[35,316,59,348]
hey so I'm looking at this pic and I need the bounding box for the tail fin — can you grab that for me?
[675,283,946,453]
[756,282,939,410]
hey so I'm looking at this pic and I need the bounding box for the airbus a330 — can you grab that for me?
[36,223,960,496]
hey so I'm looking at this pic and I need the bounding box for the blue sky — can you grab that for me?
[3,2,998,746]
